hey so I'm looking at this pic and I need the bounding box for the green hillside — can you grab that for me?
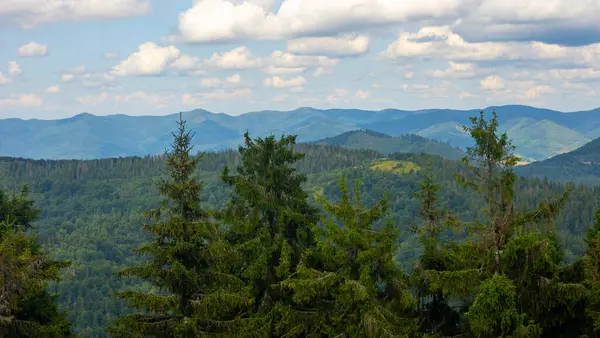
[312,129,466,160]
[517,136,600,185]
[2,141,599,336]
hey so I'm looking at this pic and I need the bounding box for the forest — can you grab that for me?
[2,111,600,337]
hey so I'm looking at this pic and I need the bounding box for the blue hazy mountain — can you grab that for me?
[2,105,598,160]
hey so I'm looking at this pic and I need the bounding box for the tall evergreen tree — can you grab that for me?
[219,132,320,335]
[280,177,417,337]
[110,114,249,337]
[454,111,585,337]
[411,169,461,336]
[0,186,73,337]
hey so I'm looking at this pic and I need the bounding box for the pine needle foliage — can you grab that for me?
[280,176,417,337]
[219,132,320,336]
[0,186,74,337]
[451,111,586,337]
[110,114,250,337]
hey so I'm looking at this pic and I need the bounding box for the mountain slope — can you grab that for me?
[2,105,599,160]
[312,129,465,160]
[516,137,600,185]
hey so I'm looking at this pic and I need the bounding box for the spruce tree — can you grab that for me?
[219,132,320,336]
[110,114,249,337]
[453,111,585,336]
[0,186,74,337]
[280,177,417,337]
[411,169,461,336]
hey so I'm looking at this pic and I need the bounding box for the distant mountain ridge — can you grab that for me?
[2,105,599,160]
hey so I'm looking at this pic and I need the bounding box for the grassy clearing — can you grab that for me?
[370,159,421,175]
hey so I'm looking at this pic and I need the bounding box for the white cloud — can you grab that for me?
[289,86,305,93]
[76,92,110,105]
[0,94,43,108]
[8,62,22,77]
[183,88,252,104]
[0,0,151,28]
[46,85,61,93]
[382,25,600,67]
[205,46,263,69]
[400,84,430,91]
[480,75,504,90]
[170,55,202,71]
[263,75,308,88]
[427,61,482,79]
[18,42,48,57]
[403,70,414,79]
[271,50,340,68]
[200,74,242,88]
[313,67,334,77]
[544,68,600,81]
[61,74,76,82]
[182,93,205,106]
[263,66,306,75]
[105,52,119,60]
[0,72,10,86]
[112,42,181,76]
[355,90,369,100]
[176,0,467,43]
[287,34,369,57]
[270,93,289,103]
[517,84,554,100]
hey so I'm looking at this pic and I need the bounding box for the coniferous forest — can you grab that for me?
[3,111,600,337]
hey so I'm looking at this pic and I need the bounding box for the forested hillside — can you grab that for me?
[517,136,600,186]
[312,129,465,160]
[2,112,600,336]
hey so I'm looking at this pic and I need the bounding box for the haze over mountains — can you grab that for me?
[4,104,600,161]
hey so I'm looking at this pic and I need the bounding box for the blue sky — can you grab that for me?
[0,0,599,119]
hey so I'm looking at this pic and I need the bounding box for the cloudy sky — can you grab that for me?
[0,0,599,119]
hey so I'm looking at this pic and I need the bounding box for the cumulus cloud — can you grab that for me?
[46,85,61,93]
[0,94,43,108]
[427,61,483,79]
[382,25,600,68]
[287,34,369,57]
[61,74,76,82]
[263,66,306,75]
[205,46,263,69]
[77,92,110,105]
[8,62,22,77]
[176,0,468,43]
[114,91,175,108]
[355,90,369,100]
[18,42,48,57]
[200,74,242,88]
[0,0,151,28]
[112,42,181,76]
[517,84,554,100]
[480,75,504,90]
[263,75,308,88]
[0,72,10,86]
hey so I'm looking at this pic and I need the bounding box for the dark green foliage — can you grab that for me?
[219,132,320,335]
[0,186,73,337]
[312,129,465,160]
[109,115,247,337]
[280,177,417,337]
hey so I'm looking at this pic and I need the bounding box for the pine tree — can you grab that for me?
[219,132,320,336]
[453,111,585,336]
[0,186,74,337]
[110,114,250,337]
[280,177,417,337]
[411,169,461,336]
[583,210,600,333]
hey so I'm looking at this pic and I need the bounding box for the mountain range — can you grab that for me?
[3,105,599,160]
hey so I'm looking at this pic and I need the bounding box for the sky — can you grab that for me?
[0,0,599,119]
